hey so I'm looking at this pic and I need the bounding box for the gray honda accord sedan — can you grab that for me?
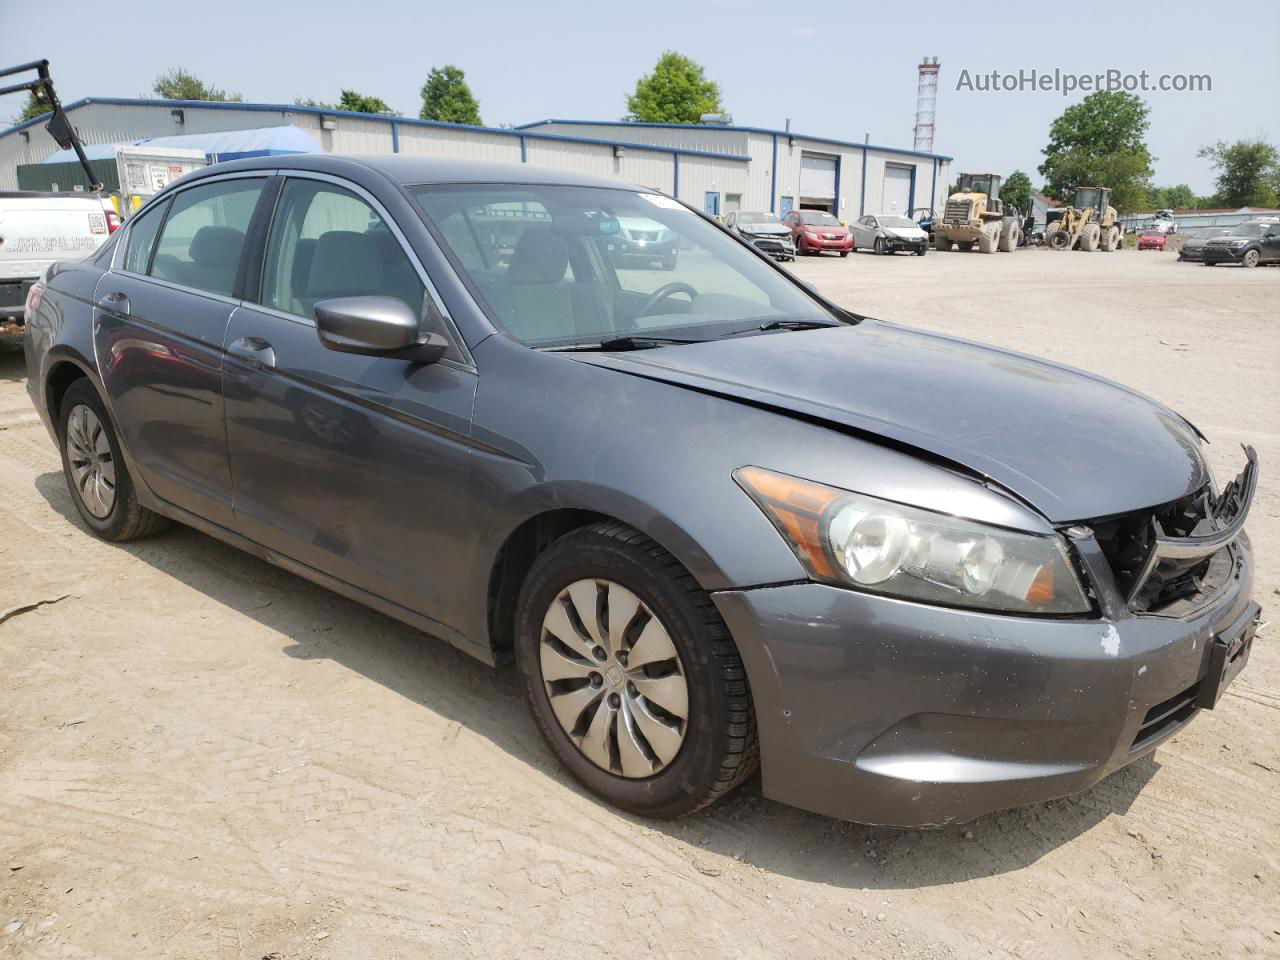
[23,155,1260,826]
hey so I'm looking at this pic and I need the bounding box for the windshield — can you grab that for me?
[410,183,834,347]
[957,175,996,197]
[1229,223,1264,238]
[800,212,841,226]
[879,216,916,228]
[738,212,779,224]
[1075,188,1103,211]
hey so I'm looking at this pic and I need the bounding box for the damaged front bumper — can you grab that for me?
[743,234,796,260]
[712,451,1262,827]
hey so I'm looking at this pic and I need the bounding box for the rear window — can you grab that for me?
[149,179,264,297]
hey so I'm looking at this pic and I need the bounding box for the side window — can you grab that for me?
[261,179,426,321]
[149,179,264,297]
[122,199,169,274]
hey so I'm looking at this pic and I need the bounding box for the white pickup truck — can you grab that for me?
[0,191,117,324]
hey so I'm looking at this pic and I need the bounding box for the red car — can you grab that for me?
[1137,230,1168,251]
[781,210,854,256]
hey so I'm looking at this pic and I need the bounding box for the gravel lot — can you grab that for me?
[1,247,1276,959]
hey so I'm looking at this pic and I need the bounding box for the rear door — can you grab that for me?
[222,173,478,631]
[96,174,268,527]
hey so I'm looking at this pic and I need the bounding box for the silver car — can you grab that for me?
[850,214,930,255]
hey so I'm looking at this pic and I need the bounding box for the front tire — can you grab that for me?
[58,379,169,542]
[1080,223,1101,252]
[515,523,758,819]
[934,234,953,252]
[1242,249,1261,268]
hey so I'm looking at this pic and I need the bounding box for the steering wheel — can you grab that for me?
[637,282,698,318]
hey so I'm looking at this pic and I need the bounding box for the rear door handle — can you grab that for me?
[227,336,276,369]
[97,290,130,315]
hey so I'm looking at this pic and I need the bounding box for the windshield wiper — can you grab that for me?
[718,318,842,338]
[542,334,707,352]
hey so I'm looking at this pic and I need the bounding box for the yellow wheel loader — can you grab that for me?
[933,173,1022,254]
[1044,186,1122,252]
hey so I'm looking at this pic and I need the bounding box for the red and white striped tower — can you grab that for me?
[914,57,941,153]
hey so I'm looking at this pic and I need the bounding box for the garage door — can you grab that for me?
[882,164,913,214]
[799,152,837,201]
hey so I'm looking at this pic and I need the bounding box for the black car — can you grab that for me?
[1177,226,1234,261]
[723,210,795,261]
[1201,220,1280,267]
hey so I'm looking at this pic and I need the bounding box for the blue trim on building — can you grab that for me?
[520,135,527,162]
[390,121,400,153]
[859,145,868,217]
[0,98,751,165]
[770,134,777,213]
[673,153,680,198]
[907,165,917,214]
[930,158,937,210]
[515,117,953,162]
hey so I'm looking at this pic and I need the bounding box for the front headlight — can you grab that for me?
[734,466,1091,614]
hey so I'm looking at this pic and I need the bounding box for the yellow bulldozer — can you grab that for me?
[1044,186,1121,251]
[933,173,1021,253]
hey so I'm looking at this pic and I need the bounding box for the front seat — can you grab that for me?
[493,226,576,342]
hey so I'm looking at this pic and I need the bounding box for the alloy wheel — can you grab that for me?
[539,578,689,778]
[65,404,116,518]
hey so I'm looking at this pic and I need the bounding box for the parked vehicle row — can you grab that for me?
[1200,219,1280,267]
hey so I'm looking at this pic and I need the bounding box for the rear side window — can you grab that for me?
[260,179,425,320]
[149,179,265,297]
[122,200,168,274]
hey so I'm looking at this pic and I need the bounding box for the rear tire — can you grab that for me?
[515,522,758,819]
[1099,226,1119,252]
[57,379,169,542]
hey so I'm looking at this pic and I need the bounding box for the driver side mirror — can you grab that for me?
[314,296,448,364]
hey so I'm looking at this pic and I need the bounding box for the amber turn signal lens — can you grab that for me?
[734,466,842,579]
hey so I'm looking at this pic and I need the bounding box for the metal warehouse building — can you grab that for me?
[0,98,950,222]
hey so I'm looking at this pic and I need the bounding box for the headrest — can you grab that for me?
[308,231,381,299]
[508,226,569,284]
[188,225,244,265]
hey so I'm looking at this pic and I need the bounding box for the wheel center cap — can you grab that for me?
[604,664,623,688]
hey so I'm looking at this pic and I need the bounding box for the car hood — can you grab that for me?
[803,224,847,234]
[577,322,1207,522]
[885,227,928,240]
[741,223,790,235]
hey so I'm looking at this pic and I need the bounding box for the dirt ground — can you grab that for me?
[1,247,1277,960]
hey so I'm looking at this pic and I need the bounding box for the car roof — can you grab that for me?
[176,153,645,192]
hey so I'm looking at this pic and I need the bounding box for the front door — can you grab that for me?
[95,175,267,527]
[222,175,478,632]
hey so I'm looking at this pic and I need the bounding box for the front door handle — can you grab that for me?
[97,290,130,315]
[227,336,276,369]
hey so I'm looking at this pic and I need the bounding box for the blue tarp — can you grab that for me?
[44,125,320,164]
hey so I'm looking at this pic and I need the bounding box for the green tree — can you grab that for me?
[15,90,51,123]
[1147,184,1198,210]
[336,90,397,115]
[152,67,242,102]
[625,52,723,124]
[419,66,481,125]
[1038,91,1154,211]
[1197,138,1279,208]
[1001,170,1032,212]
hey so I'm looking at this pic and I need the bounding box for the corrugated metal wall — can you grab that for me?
[523,122,751,156]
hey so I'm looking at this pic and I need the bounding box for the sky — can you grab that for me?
[4,0,1278,194]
